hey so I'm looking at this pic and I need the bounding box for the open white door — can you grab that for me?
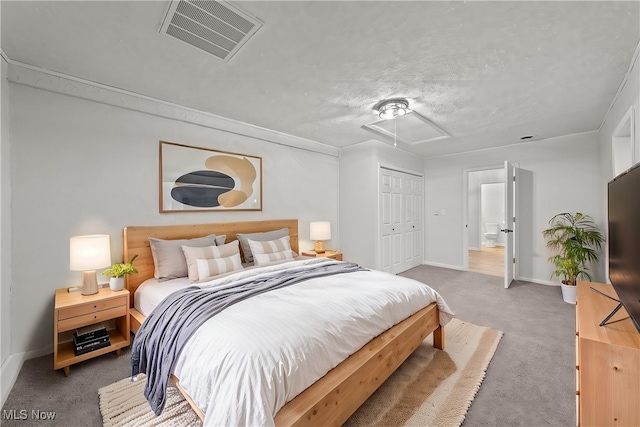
[503,161,516,288]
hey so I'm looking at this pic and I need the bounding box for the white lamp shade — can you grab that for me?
[310,221,331,241]
[70,234,111,271]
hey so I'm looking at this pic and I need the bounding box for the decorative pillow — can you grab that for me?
[196,253,243,282]
[236,228,289,263]
[248,236,295,266]
[182,240,240,282]
[148,234,220,281]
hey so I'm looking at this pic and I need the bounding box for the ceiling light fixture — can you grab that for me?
[375,98,411,120]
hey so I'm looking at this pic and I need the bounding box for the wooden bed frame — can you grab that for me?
[123,219,444,426]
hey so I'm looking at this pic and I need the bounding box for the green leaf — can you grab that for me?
[101,254,139,278]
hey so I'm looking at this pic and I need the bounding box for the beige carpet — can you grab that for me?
[99,318,502,427]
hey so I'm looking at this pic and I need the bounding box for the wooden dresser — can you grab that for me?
[575,282,640,426]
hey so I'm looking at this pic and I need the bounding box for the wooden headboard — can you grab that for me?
[123,219,299,307]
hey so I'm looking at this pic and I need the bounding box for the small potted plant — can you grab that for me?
[542,212,604,304]
[102,255,138,291]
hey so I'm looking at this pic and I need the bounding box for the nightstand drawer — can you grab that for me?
[58,295,127,321]
[58,305,127,332]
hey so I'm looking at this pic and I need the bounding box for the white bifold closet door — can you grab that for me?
[380,167,423,274]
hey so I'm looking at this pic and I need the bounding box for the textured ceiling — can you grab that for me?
[2,1,639,157]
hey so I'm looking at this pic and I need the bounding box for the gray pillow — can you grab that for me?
[236,228,289,263]
[149,234,225,281]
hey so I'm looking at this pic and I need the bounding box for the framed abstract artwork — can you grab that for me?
[159,141,262,212]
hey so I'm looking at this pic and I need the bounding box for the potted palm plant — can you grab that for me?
[542,213,604,304]
[102,255,138,291]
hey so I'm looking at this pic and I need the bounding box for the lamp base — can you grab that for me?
[314,241,325,254]
[81,270,99,296]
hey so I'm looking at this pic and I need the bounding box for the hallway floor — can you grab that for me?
[469,244,504,277]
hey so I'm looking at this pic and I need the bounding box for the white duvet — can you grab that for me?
[137,258,453,426]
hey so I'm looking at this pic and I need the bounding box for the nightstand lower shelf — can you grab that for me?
[54,329,129,376]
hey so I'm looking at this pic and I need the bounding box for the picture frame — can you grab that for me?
[159,141,262,212]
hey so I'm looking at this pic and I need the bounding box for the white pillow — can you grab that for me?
[248,236,295,266]
[236,228,289,263]
[182,240,240,282]
[196,253,243,282]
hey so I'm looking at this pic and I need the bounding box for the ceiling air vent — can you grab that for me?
[160,0,263,61]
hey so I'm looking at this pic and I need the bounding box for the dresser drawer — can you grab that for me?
[58,305,127,332]
[58,295,127,321]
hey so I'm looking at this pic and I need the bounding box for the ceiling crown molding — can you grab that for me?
[4,57,339,157]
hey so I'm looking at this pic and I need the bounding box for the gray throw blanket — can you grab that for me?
[130,261,366,416]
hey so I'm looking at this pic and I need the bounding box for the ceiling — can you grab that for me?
[2,1,639,158]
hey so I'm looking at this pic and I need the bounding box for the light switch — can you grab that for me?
[440,209,446,216]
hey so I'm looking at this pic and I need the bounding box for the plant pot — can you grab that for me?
[560,283,577,304]
[109,277,125,291]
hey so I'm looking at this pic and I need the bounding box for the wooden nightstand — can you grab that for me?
[54,287,130,376]
[301,250,343,261]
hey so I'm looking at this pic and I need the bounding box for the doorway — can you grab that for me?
[465,168,505,277]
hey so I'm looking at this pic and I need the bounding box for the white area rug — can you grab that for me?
[99,376,201,427]
[99,318,502,427]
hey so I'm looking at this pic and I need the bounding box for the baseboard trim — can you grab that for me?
[422,261,465,271]
[1,352,25,408]
[24,345,54,360]
[1,345,53,408]
[517,276,559,286]
[421,264,559,286]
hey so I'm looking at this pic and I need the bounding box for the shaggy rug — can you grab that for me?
[99,318,502,426]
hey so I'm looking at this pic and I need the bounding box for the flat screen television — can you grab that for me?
[608,162,640,333]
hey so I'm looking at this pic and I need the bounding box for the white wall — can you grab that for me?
[7,64,340,360]
[599,49,640,183]
[597,46,640,282]
[424,132,604,284]
[340,140,423,268]
[1,56,12,376]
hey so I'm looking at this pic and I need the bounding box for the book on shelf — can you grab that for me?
[74,337,111,356]
[74,330,109,346]
[75,323,107,339]
[74,329,108,344]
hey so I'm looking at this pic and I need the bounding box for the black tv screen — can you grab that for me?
[608,162,640,333]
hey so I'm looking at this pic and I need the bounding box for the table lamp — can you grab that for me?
[310,221,331,254]
[70,234,111,295]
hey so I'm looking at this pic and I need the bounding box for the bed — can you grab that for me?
[123,219,452,426]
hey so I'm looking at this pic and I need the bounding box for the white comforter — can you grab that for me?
[140,258,453,426]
